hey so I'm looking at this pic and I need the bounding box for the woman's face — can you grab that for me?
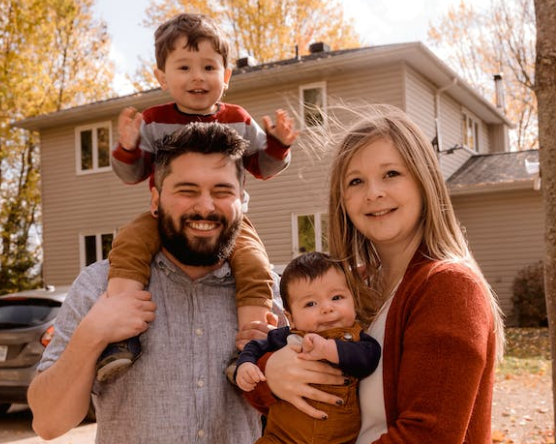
[343,138,424,256]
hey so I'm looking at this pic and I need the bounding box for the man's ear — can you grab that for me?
[154,68,167,90]
[150,187,160,217]
[223,68,232,90]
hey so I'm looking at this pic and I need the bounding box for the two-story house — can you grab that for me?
[15,42,542,324]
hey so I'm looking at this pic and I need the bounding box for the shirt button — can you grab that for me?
[196,328,203,336]
[197,379,204,388]
[198,429,205,438]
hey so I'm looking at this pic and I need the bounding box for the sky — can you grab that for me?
[92,0,488,95]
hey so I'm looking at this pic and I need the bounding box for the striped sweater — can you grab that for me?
[112,102,291,186]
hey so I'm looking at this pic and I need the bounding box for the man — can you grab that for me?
[28,122,279,443]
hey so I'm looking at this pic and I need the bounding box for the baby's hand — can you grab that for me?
[298,333,338,364]
[263,109,299,146]
[118,107,143,150]
[236,363,266,392]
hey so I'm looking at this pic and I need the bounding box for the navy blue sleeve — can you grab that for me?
[236,326,290,368]
[335,332,381,379]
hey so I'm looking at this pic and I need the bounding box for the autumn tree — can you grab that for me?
[533,0,556,423]
[0,0,114,293]
[130,0,362,90]
[428,0,537,151]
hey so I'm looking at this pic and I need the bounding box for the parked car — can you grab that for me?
[0,285,69,415]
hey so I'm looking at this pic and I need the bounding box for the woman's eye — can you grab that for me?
[347,178,362,187]
[385,170,401,178]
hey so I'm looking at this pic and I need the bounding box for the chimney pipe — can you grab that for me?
[493,73,505,111]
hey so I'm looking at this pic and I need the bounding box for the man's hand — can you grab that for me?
[263,109,299,146]
[118,107,143,150]
[236,362,266,392]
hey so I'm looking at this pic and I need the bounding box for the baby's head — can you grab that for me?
[154,13,230,70]
[280,252,356,332]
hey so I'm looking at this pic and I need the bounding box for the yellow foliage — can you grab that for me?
[133,0,363,89]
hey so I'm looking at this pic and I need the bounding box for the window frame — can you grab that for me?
[291,212,329,257]
[75,121,112,175]
[462,111,480,152]
[79,231,115,268]
[299,82,327,130]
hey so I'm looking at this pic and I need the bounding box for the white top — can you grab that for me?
[356,289,397,444]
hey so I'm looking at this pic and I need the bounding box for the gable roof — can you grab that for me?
[447,150,540,195]
[14,42,512,131]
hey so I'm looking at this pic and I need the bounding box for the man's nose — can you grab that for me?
[193,193,216,215]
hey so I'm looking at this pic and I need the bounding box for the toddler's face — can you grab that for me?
[285,268,356,332]
[155,36,231,115]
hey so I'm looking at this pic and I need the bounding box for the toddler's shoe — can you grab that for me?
[96,336,141,382]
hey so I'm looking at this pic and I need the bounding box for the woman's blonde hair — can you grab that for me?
[327,104,504,358]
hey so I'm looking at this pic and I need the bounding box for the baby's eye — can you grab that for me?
[331,294,343,301]
[179,65,190,71]
[304,301,316,308]
[204,65,215,71]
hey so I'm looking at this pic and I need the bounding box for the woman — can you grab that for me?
[261,105,505,443]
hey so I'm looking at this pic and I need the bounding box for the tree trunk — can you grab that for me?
[533,0,556,425]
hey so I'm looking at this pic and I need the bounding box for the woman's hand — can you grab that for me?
[265,345,346,419]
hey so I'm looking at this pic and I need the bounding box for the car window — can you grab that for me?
[0,299,60,329]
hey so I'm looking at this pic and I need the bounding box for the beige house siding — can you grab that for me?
[404,65,435,138]
[40,121,151,285]
[451,188,544,324]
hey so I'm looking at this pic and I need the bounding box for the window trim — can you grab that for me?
[291,212,328,257]
[462,111,480,152]
[79,231,115,269]
[75,121,113,175]
[299,82,327,130]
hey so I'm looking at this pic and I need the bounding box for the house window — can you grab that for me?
[462,113,479,151]
[80,232,114,267]
[76,122,111,174]
[300,83,326,129]
[292,213,328,256]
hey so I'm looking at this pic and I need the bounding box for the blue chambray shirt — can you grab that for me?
[39,252,283,443]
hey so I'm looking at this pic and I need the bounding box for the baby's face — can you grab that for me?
[285,268,356,332]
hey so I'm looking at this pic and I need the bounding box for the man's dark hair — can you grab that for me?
[279,252,345,312]
[154,13,230,70]
[153,122,248,190]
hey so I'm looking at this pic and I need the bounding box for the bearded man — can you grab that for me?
[28,122,280,443]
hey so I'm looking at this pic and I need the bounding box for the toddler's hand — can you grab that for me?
[236,363,266,392]
[118,107,143,150]
[263,109,299,146]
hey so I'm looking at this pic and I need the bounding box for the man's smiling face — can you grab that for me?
[151,151,243,266]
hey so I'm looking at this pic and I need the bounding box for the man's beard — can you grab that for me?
[158,205,241,267]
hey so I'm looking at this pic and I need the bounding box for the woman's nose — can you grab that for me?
[365,180,385,201]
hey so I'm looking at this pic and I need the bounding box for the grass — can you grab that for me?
[496,327,552,377]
